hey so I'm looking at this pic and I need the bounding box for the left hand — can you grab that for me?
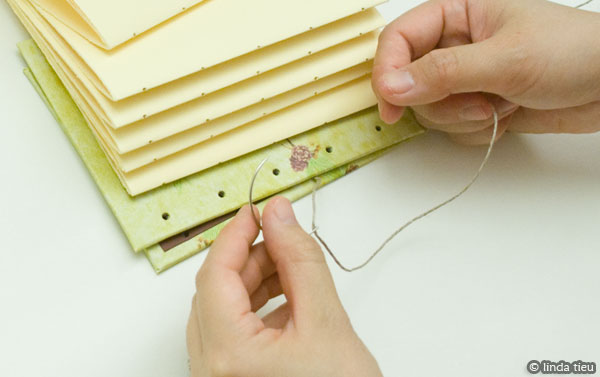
[372,0,600,145]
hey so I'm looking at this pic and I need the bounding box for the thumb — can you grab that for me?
[376,40,505,107]
[261,196,346,328]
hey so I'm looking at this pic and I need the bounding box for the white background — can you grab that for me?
[1,1,599,376]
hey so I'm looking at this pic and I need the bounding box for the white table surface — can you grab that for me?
[1,1,599,376]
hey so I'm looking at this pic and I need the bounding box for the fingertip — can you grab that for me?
[207,205,260,270]
[458,103,493,122]
[472,93,496,120]
[374,72,408,106]
[238,203,255,215]
[379,101,405,124]
[263,196,298,228]
[262,196,281,222]
[228,205,257,235]
[490,97,520,116]
[261,197,322,262]
[382,70,416,97]
[238,204,261,228]
[449,115,512,145]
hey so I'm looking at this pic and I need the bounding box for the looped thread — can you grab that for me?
[245,0,592,270]
[310,110,499,272]
[250,109,498,272]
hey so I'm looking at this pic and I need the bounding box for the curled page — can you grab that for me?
[20,36,423,254]
[28,4,385,127]
[30,0,385,100]
[33,0,205,49]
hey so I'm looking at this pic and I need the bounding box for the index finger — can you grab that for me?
[373,1,445,123]
[194,205,263,340]
[373,1,444,84]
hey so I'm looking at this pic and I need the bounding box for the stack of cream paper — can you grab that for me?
[19,39,424,272]
[9,0,388,196]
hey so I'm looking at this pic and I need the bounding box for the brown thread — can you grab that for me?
[310,110,499,272]
[250,110,499,271]
[244,0,592,272]
[576,0,593,8]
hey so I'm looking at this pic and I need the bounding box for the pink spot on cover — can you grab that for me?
[290,145,313,172]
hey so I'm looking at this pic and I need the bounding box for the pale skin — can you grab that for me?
[374,0,600,145]
[187,198,382,377]
[187,1,600,375]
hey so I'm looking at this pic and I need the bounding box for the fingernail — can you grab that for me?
[380,103,404,125]
[494,99,519,115]
[377,99,384,116]
[382,70,415,95]
[459,105,491,121]
[273,197,298,225]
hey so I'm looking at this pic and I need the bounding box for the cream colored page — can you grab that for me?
[112,32,377,136]
[53,51,370,173]
[45,33,372,170]
[14,0,123,156]
[13,0,127,175]
[27,6,377,154]
[33,20,371,174]
[31,0,102,48]
[118,65,373,172]
[12,0,381,196]
[23,0,384,126]
[41,37,372,172]
[108,33,378,153]
[74,65,371,174]
[16,0,377,197]
[16,10,130,187]
[27,32,375,196]
[15,1,373,179]
[24,10,376,196]
[97,10,385,127]
[123,77,377,196]
[19,0,110,94]
[30,0,384,100]
[36,0,205,49]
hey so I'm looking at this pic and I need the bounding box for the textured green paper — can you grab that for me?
[20,39,424,272]
[144,150,387,273]
[27,63,395,272]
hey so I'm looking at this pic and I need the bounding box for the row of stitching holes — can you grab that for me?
[162,170,279,221]
[161,126,381,222]
[162,144,345,220]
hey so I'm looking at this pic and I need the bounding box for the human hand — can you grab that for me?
[373,0,600,145]
[187,197,382,377]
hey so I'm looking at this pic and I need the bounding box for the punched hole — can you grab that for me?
[218,191,226,198]
[162,213,170,220]
[273,169,280,176]
[326,146,333,153]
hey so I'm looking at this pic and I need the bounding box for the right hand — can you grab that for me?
[187,197,382,377]
[372,0,600,145]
